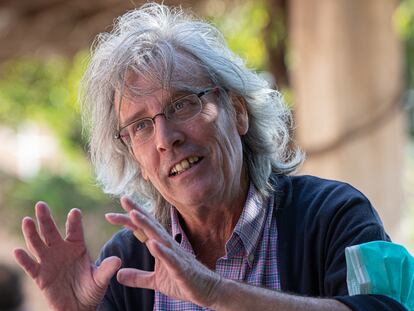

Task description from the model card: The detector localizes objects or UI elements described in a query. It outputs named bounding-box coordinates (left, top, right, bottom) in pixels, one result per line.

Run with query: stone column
left=289, top=0, right=406, bottom=236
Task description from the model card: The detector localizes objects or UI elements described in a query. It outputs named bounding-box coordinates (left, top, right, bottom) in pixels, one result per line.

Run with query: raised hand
left=105, top=197, right=223, bottom=308
left=14, top=202, right=121, bottom=311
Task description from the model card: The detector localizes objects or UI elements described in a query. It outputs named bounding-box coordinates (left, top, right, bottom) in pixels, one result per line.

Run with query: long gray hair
left=80, top=2, right=303, bottom=227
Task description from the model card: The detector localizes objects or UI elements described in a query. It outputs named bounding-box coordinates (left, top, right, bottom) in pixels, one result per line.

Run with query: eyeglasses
left=115, top=87, right=219, bottom=147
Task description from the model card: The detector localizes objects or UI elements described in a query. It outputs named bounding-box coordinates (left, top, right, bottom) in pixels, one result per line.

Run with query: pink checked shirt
left=154, top=184, right=281, bottom=310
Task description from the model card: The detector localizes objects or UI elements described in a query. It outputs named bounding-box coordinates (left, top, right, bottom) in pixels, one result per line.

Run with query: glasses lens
left=166, top=94, right=202, bottom=122
left=117, top=92, right=207, bottom=147
left=120, top=119, right=154, bottom=146
left=132, top=119, right=154, bottom=144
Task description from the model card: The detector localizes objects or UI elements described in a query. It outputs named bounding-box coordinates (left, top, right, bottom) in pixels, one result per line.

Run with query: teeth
left=176, top=163, right=183, bottom=171
left=170, top=156, right=200, bottom=175
left=182, top=160, right=190, bottom=169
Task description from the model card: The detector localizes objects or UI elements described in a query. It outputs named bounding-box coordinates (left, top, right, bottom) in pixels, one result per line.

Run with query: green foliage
left=394, top=0, right=414, bottom=137
left=395, top=0, right=414, bottom=87
left=3, top=170, right=109, bottom=230
left=208, top=0, right=269, bottom=70
left=206, top=0, right=291, bottom=103
left=0, top=52, right=116, bottom=241
left=0, top=53, right=89, bottom=175
left=0, top=58, right=71, bottom=126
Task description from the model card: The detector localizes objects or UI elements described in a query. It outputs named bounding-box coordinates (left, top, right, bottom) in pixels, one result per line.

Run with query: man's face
left=115, top=72, right=248, bottom=213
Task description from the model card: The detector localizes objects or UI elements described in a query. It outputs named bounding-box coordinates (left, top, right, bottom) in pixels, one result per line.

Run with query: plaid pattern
left=154, top=184, right=280, bottom=310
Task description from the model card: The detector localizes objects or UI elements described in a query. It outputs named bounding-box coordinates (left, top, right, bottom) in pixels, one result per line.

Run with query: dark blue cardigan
left=97, top=174, right=406, bottom=311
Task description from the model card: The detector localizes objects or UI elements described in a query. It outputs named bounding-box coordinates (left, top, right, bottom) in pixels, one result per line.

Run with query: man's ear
left=230, top=93, right=249, bottom=135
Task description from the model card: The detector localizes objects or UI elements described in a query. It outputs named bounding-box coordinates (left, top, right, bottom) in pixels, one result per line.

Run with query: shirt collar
left=170, top=206, right=194, bottom=253
left=169, top=183, right=268, bottom=258
left=170, top=206, right=183, bottom=243
left=232, top=182, right=268, bottom=257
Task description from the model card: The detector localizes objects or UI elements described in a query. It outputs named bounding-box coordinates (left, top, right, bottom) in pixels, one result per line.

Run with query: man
left=13, top=3, right=406, bottom=311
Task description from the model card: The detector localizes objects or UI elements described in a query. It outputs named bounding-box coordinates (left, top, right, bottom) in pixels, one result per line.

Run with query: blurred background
left=0, top=0, right=413, bottom=309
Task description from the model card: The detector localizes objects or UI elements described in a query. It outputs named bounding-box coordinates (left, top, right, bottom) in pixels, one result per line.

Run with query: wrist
left=208, top=277, right=233, bottom=311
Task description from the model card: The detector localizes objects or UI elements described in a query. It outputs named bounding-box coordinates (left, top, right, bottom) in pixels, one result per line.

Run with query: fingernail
left=36, top=201, right=49, bottom=209
left=22, top=216, right=31, bottom=223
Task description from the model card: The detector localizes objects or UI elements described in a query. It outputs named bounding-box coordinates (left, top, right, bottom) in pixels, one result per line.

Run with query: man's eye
left=134, top=121, right=148, bottom=132
left=174, top=101, right=186, bottom=111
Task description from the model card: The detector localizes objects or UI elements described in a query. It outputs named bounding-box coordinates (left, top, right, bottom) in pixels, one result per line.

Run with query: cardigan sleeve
left=319, top=185, right=407, bottom=310
left=275, top=175, right=407, bottom=311
left=336, top=294, right=407, bottom=311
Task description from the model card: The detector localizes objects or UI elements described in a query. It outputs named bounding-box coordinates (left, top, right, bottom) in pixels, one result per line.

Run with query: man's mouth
left=169, top=156, right=203, bottom=176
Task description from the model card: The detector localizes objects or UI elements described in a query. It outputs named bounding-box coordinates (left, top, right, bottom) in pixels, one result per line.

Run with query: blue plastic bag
left=345, top=241, right=414, bottom=311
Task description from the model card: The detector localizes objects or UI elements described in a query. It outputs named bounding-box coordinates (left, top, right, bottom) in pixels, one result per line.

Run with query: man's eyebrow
left=119, top=99, right=147, bottom=127
left=121, top=110, right=145, bottom=127
left=171, top=90, right=191, bottom=101
left=119, top=90, right=193, bottom=126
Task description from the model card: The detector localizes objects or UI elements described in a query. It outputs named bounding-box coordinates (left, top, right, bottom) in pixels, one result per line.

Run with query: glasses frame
left=114, top=87, right=220, bottom=147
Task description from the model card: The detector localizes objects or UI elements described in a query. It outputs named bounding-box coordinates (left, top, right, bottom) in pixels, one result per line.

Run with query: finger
left=116, top=268, right=155, bottom=290
left=105, top=213, right=148, bottom=243
left=65, top=208, right=85, bottom=243
left=105, top=213, right=135, bottom=230
left=121, top=198, right=157, bottom=236
left=35, top=202, right=62, bottom=246
left=146, top=239, right=183, bottom=272
left=94, top=256, right=122, bottom=289
left=120, top=197, right=135, bottom=213
left=13, top=248, right=40, bottom=279
left=129, top=210, right=170, bottom=245
left=22, top=217, right=46, bottom=259
left=120, top=197, right=152, bottom=218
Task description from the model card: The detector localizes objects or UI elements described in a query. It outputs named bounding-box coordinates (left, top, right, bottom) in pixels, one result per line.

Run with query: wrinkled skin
left=14, top=202, right=121, bottom=311
left=14, top=199, right=224, bottom=311
left=106, top=197, right=223, bottom=308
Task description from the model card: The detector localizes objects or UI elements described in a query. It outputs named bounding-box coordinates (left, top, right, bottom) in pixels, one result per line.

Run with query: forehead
left=114, top=52, right=211, bottom=114
left=113, top=74, right=164, bottom=125
left=113, top=73, right=177, bottom=116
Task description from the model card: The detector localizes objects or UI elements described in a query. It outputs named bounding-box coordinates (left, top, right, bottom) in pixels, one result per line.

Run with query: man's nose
left=153, top=115, right=185, bottom=152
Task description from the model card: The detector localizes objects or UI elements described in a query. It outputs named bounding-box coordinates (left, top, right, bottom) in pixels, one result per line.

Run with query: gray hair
left=80, top=2, right=303, bottom=227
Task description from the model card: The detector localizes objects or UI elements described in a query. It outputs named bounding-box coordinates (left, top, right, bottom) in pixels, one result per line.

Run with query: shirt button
left=248, top=254, right=254, bottom=263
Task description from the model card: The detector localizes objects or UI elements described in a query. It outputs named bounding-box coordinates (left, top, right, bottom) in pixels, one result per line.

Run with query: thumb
left=94, top=256, right=122, bottom=288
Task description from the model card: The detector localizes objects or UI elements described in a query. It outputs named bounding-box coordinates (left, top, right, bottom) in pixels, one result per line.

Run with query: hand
left=14, top=202, right=121, bottom=311
left=105, top=197, right=222, bottom=307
